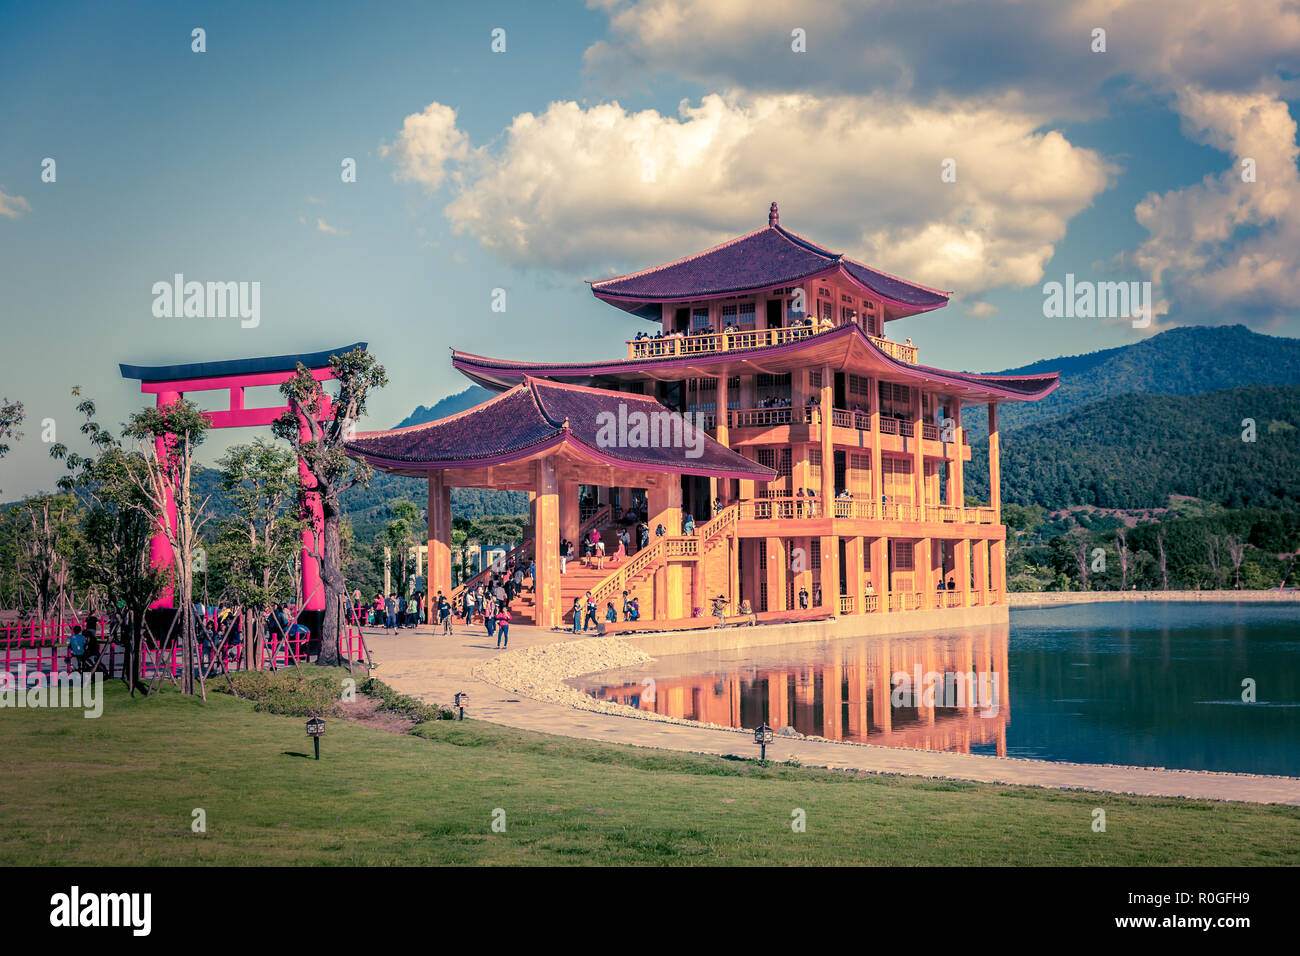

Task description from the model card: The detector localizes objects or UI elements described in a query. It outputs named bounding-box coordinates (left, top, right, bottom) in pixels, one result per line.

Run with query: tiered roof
left=590, top=203, right=950, bottom=320
left=451, top=323, right=1059, bottom=404
left=345, top=377, right=776, bottom=480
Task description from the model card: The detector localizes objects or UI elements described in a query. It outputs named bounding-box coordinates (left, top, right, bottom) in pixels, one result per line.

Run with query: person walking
left=584, top=591, right=597, bottom=631
left=385, top=593, right=397, bottom=634
left=495, top=603, right=512, bottom=648
left=484, top=595, right=498, bottom=642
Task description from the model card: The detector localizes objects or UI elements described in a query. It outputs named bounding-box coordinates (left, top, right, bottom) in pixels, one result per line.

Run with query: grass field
left=2, top=679, right=1297, bottom=866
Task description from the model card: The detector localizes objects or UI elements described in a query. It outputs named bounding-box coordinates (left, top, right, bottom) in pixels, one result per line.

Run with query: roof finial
left=768, top=201, right=779, bottom=227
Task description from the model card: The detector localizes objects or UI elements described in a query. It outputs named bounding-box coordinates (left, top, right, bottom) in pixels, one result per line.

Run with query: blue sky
left=2, top=0, right=1298, bottom=497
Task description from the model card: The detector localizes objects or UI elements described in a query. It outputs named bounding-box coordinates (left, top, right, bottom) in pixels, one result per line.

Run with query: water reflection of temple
left=592, top=625, right=1010, bottom=755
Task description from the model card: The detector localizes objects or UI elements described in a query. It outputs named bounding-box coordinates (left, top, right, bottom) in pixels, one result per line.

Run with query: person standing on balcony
left=683, top=513, right=695, bottom=536
left=559, top=538, right=569, bottom=574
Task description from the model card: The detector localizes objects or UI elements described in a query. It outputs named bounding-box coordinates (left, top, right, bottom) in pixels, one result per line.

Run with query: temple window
left=691, top=307, right=710, bottom=330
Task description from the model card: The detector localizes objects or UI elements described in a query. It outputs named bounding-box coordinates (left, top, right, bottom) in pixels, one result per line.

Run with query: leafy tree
left=272, top=347, right=387, bottom=666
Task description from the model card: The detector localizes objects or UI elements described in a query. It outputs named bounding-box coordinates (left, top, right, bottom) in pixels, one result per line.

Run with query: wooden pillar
left=712, top=372, right=731, bottom=507
left=560, top=480, right=580, bottom=544
left=792, top=535, right=813, bottom=608
left=426, top=472, right=452, bottom=611
left=534, top=457, right=561, bottom=629
left=988, top=402, right=1001, bottom=522
left=973, top=538, right=990, bottom=600
left=647, top=475, right=682, bottom=536
left=845, top=535, right=865, bottom=615
left=728, top=536, right=740, bottom=609
left=869, top=376, right=883, bottom=517
left=820, top=364, right=835, bottom=503
left=911, top=384, right=925, bottom=512
left=990, top=538, right=1006, bottom=601
left=766, top=537, right=787, bottom=612
left=954, top=537, right=971, bottom=607
left=948, top=401, right=964, bottom=507
left=822, top=534, right=840, bottom=615
left=869, top=536, right=888, bottom=611
left=915, top=537, right=932, bottom=604
left=742, top=537, right=761, bottom=610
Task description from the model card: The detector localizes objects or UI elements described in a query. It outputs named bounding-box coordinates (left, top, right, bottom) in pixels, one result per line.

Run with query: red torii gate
left=119, top=343, right=366, bottom=616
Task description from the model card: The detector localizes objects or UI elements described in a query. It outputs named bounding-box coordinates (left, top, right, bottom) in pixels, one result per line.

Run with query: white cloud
left=0, top=187, right=31, bottom=219
left=1132, top=90, right=1300, bottom=328
left=315, top=217, right=348, bottom=236
left=390, top=93, right=1110, bottom=293
left=380, top=102, right=473, bottom=192
left=585, top=0, right=1300, bottom=113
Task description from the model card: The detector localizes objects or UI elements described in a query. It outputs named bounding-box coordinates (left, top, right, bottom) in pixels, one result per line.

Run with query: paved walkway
left=362, top=622, right=1300, bottom=806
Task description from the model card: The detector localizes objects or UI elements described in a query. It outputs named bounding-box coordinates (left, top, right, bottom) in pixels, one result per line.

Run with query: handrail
left=586, top=504, right=739, bottom=612
left=625, top=325, right=920, bottom=363
left=450, top=539, right=530, bottom=606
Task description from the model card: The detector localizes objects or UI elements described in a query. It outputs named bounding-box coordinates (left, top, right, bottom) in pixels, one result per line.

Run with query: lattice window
left=808, top=448, right=822, bottom=489
left=809, top=369, right=822, bottom=390
left=894, top=541, right=914, bottom=571
left=691, top=307, right=710, bottom=329
left=841, top=306, right=857, bottom=323
left=850, top=454, right=872, bottom=495
left=738, top=302, right=756, bottom=327
left=720, top=304, right=737, bottom=319
left=882, top=456, right=913, bottom=505
left=879, top=381, right=911, bottom=417
left=811, top=537, right=821, bottom=570
left=848, top=374, right=871, bottom=397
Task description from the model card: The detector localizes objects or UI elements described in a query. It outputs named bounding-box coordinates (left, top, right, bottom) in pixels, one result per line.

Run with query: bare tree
left=1206, top=534, right=1221, bottom=588
left=1114, top=526, right=1129, bottom=591
left=122, top=401, right=211, bottom=695
left=1224, top=534, right=1246, bottom=590
left=1072, top=533, right=1090, bottom=591
left=1156, top=530, right=1168, bottom=591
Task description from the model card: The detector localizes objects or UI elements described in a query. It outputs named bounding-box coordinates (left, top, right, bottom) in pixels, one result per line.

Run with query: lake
left=570, top=602, right=1300, bottom=776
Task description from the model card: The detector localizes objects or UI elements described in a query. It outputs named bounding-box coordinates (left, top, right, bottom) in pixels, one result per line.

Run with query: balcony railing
left=868, top=335, right=918, bottom=364
left=735, top=497, right=996, bottom=525
left=627, top=325, right=919, bottom=363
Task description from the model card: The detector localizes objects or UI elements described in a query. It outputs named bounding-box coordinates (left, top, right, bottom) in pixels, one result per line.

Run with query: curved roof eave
left=451, top=325, right=1059, bottom=403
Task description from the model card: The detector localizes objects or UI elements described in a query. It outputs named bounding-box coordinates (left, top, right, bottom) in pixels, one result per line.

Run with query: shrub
left=217, top=670, right=346, bottom=717
left=358, top=677, right=456, bottom=723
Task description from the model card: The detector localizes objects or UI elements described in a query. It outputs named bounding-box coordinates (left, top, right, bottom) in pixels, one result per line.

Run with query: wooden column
left=822, top=534, right=840, bottom=615
left=915, top=537, right=932, bottom=604
left=948, top=401, right=964, bottom=507
left=845, top=535, right=865, bottom=615
left=869, top=376, right=883, bottom=510
left=713, top=371, right=731, bottom=507
left=973, top=538, right=990, bottom=600
left=560, top=480, right=580, bottom=545
left=820, top=364, right=835, bottom=503
left=534, top=457, right=561, bottom=629
left=426, top=471, right=452, bottom=606
left=911, top=384, right=925, bottom=511
left=742, top=537, right=760, bottom=610
left=954, top=537, right=971, bottom=607
left=990, top=538, right=1007, bottom=601
left=766, top=537, right=787, bottom=612
left=647, top=474, right=682, bottom=535
left=988, top=402, right=1001, bottom=522
left=869, top=536, right=888, bottom=611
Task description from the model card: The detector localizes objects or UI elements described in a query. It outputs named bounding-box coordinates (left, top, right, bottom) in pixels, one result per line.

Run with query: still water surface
left=571, top=602, right=1300, bottom=776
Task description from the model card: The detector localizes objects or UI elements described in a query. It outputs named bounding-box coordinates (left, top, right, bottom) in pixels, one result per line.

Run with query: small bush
left=358, top=677, right=456, bottom=723
left=217, top=670, right=345, bottom=717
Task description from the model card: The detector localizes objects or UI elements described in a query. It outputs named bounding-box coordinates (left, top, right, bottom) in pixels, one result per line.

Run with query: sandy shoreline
left=1009, top=589, right=1300, bottom=608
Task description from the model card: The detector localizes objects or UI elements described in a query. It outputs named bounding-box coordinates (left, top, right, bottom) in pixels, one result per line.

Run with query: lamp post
left=454, top=691, right=468, bottom=720
left=754, top=723, right=774, bottom=761
left=306, top=716, right=325, bottom=760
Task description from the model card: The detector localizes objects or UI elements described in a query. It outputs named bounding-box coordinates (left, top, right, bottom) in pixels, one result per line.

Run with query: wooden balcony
left=626, top=325, right=919, bottom=364
left=735, top=496, right=997, bottom=525
left=720, top=406, right=969, bottom=444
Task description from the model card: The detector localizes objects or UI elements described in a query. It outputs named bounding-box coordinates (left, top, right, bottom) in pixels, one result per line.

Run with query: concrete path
left=361, top=622, right=1300, bottom=806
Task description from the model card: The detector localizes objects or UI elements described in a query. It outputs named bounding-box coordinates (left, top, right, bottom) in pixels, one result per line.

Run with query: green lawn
left=2, top=680, right=1296, bottom=865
